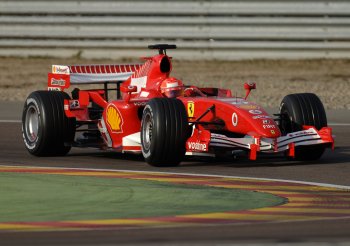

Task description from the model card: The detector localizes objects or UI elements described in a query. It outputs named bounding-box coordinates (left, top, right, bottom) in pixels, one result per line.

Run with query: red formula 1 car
left=22, top=44, right=334, bottom=166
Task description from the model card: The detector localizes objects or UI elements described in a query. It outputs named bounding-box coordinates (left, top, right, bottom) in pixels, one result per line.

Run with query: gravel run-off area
left=1, top=57, right=349, bottom=110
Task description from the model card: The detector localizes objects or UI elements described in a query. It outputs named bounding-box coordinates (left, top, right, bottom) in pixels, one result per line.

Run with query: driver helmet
left=160, top=77, right=184, bottom=98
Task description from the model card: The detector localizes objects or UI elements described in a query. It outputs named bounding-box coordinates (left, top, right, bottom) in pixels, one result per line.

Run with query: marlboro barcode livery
left=22, top=44, right=334, bottom=166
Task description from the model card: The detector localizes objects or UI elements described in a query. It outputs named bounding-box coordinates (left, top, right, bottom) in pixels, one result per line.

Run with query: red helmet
left=160, top=77, right=184, bottom=98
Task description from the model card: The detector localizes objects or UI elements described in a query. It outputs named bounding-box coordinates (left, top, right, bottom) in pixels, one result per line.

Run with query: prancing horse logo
left=187, top=101, right=194, bottom=117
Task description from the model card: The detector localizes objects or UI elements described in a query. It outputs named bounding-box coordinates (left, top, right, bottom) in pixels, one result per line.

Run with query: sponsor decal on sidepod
left=106, top=105, right=123, bottom=133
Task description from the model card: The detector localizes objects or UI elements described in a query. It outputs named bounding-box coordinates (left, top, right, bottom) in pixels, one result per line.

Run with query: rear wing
left=48, top=64, right=142, bottom=90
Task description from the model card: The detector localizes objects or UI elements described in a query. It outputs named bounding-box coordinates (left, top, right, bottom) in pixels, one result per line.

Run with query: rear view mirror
left=244, top=82, right=256, bottom=100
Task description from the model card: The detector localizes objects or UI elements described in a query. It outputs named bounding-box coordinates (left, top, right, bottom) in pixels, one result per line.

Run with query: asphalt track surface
left=0, top=102, right=350, bottom=245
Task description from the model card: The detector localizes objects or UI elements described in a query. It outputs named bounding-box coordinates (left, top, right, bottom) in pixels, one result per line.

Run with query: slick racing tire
left=279, top=93, right=327, bottom=161
left=22, top=90, right=76, bottom=156
left=141, top=98, right=188, bottom=167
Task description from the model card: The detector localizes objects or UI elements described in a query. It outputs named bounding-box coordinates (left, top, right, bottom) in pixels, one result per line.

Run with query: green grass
left=0, top=173, right=285, bottom=222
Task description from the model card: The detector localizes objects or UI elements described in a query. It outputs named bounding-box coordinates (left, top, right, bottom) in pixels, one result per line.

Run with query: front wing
left=186, top=126, right=334, bottom=160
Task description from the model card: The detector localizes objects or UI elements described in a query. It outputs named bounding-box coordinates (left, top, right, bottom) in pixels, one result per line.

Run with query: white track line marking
left=2, top=164, right=349, bottom=190
left=328, top=122, right=350, bottom=126
left=0, top=120, right=21, bottom=123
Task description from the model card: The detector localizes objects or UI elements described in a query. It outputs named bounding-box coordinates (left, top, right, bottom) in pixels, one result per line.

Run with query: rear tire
left=22, top=90, right=76, bottom=156
left=279, top=93, right=327, bottom=161
left=141, top=98, right=188, bottom=166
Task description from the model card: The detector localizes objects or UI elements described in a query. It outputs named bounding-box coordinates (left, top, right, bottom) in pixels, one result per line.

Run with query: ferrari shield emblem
left=187, top=101, right=195, bottom=117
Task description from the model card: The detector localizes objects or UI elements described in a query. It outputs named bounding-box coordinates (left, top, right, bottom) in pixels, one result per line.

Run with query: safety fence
left=1, top=0, right=350, bottom=60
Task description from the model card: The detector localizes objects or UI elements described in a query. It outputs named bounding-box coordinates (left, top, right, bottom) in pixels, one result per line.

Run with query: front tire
left=279, top=93, right=327, bottom=160
left=141, top=98, right=188, bottom=167
left=22, top=90, right=76, bottom=156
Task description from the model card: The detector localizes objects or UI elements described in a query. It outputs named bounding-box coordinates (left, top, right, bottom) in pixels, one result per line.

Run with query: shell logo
left=106, top=105, right=123, bottom=133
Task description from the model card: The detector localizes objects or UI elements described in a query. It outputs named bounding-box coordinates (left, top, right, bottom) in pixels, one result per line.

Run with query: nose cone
left=235, top=105, right=281, bottom=138
left=257, top=117, right=281, bottom=138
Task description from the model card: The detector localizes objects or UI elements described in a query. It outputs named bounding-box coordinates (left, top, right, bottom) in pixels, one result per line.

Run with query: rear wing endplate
left=48, top=64, right=142, bottom=91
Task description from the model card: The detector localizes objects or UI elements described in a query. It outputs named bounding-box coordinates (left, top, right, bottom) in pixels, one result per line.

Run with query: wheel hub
left=25, top=105, right=39, bottom=142
left=143, top=114, right=153, bottom=150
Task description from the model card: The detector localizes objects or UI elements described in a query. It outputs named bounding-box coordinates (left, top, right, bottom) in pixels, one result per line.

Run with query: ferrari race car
left=22, top=44, right=334, bottom=166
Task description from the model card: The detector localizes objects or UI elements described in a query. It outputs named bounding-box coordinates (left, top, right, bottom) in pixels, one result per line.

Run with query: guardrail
left=1, top=0, right=350, bottom=60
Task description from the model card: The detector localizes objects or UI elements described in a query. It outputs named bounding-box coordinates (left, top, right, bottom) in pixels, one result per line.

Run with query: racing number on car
left=106, top=105, right=123, bottom=133
left=187, top=101, right=195, bottom=118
